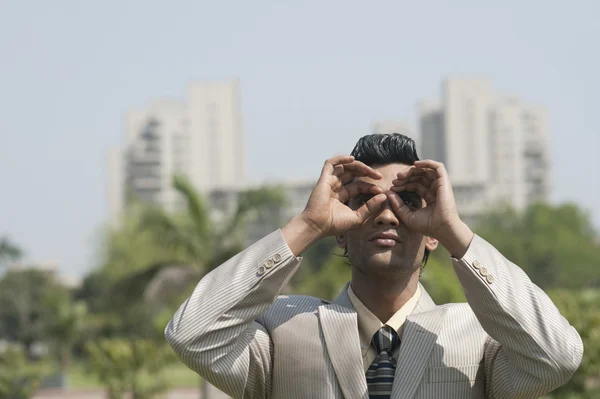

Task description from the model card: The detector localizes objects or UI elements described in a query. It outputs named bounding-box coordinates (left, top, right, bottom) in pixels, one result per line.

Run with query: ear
left=336, top=234, right=347, bottom=250
left=425, top=236, right=438, bottom=252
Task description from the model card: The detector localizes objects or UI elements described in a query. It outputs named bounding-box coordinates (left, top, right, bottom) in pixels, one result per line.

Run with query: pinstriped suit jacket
left=165, top=230, right=583, bottom=398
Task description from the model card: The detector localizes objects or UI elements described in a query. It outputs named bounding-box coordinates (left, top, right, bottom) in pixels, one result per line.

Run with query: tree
left=0, top=237, right=23, bottom=264
left=86, top=338, right=175, bottom=399
left=291, top=250, right=351, bottom=300
left=420, top=253, right=466, bottom=304
left=101, top=175, right=287, bottom=398
left=475, top=203, right=600, bottom=289
left=43, top=291, right=88, bottom=384
left=0, top=347, right=40, bottom=399
left=0, top=269, right=66, bottom=356
left=547, top=289, right=600, bottom=398
left=109, top=175, right=287, bottom=307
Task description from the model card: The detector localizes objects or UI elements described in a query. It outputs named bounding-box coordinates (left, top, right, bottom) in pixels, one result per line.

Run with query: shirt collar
left=347, top=284, right=421, bottom=355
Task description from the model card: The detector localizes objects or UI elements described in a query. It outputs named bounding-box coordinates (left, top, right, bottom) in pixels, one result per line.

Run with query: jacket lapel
left=317, top=285, right=369, bottom=399
left=319, top=283, right=446, bottom=399
left=391, top=288, right=446, bottom=399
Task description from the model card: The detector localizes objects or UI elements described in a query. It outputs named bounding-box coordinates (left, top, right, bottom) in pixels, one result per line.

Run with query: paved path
left=33, top=385, right=231, bottom=399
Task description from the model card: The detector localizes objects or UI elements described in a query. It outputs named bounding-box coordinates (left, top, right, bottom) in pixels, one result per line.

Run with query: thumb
left=386, top=191, right=414, bottom=225
left=355, top=193, right=387, bottom=223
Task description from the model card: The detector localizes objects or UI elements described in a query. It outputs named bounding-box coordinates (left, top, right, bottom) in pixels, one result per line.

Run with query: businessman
left=165, top=133, right=583, bottom=398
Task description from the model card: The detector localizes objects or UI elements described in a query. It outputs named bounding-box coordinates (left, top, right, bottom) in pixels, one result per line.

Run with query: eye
left=399, top=192, right=421, bottom=208
left=352, top=194, right=373, bottom=207
left=357, top=194, right=373, bottom=205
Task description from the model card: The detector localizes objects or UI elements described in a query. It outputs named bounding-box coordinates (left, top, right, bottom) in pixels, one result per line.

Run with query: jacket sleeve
left=452, top=234, right=584, bottom=399
left=164, top=230, right=302, bottom=398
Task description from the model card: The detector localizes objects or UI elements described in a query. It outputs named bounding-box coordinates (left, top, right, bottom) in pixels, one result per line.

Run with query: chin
left=365, top=253, right=414, bottom=273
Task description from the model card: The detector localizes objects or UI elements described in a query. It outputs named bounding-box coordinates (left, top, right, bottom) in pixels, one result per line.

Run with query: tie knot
left=372, top=325, right=400, bottom=353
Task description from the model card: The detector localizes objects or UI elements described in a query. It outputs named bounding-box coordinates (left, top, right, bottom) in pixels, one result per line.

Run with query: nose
left=373, top=200, right=399, bottom=227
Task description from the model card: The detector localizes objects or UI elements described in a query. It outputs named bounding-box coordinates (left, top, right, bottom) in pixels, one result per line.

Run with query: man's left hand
left=387, top=160, right=474, bottom=258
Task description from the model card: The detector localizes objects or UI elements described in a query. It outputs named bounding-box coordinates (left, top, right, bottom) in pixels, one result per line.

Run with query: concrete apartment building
left=419, top=78, right=550, bottom=224
left=106, top=79, right=311, bottom=246
left=107, top=77, right=549, bottom=238
left=107, top=80, right=245, bottom=225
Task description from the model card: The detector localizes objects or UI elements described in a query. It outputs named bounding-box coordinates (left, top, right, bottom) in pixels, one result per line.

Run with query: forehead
left=356, top=163, right=412, bottom=188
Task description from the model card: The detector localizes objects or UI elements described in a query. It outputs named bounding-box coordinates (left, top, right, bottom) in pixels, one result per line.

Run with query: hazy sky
left=1, top=1, right=599, bottom=278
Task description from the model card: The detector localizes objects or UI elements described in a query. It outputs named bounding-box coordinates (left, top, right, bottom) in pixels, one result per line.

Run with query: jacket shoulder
left=259, top=294, right=324, bottom=327
left=271, top=294, right=325, bottom=313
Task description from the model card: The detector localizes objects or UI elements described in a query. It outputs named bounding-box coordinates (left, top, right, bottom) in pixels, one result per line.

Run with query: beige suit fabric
left=165, top=230, right=583, bottom=399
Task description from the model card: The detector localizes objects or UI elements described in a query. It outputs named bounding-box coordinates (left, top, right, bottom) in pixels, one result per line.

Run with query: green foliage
left=476, top=203, right=600, bottom=289
left=43, top=291, right=88, bottom=374
left=547, top=289, right=600, bottom=397
left=0, top=237, right=23, bottom=263
left=85, top=338, right=175, bottom=399
left=420, top=254, right=466, bottom=304
left=101, top=205, right=197, bottom=281
left=0, top=269, right=67, bottom=351
left=292, top=250, right=351, bottom=300
left=0, top=348, right=40, bottom=399
left=103, top=176, right=288, bottom=309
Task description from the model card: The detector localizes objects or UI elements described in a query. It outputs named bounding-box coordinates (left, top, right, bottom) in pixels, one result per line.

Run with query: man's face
left=339, top=163, right=438, bottom=276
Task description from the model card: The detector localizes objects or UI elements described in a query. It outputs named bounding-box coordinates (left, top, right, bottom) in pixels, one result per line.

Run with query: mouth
left=369, top=232, right=401, bottom=247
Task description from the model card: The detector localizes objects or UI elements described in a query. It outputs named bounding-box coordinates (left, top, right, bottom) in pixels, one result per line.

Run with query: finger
left=329, top=171, right=354, bottom=192
left=354, top=193, right=387, bottom=224
left=320, top=155, right=355, bottom=179
left=391, top=181, right=438, bottom=205
left=332, top=164, right=378, bottom=179
left=332, top=164, right=345, bottom=177
left=392, top=174, right=434, bottom=186
left=391, top=182, right=429, bottom=202
left=396, top=167, right=436, bottom=182
left=338, top=181, right=383, bottom=203
left=414, top=160, right=454, bottom=199
left=337, top=171, right=354, bottom=186
left=340, top=160, right=382, bottom=179
left=414, top=160, right=450, bottom=180
left=386, top=191, right=415, bottom=226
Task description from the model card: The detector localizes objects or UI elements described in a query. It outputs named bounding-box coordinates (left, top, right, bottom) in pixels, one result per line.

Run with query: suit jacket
left=165, top=230, right=583, bottom=398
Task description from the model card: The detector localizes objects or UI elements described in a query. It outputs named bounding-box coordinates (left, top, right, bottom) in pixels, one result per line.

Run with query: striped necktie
left=366, top=325, right=400, bottom=398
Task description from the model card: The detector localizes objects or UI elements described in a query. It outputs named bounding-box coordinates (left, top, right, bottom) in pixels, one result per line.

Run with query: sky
left=1, top=1, right=599, bottom=278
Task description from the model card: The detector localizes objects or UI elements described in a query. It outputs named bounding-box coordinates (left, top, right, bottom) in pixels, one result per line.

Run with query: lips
left=369, top=231, right=401, bottom=247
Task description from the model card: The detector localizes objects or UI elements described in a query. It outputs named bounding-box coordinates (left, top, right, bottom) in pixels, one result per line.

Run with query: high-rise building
left=419, top=78, right=550, bottom=224
left=188, top=80, right=245, bottom=192
left=107, top=80, right=245, bottom=224
left=417, top=100, right=444, bottom=163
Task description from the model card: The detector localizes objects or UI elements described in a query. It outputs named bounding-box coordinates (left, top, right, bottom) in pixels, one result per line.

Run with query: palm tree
left=109, top=175, right=287, bottom=398
left=114, top=174, right=287, bottom=303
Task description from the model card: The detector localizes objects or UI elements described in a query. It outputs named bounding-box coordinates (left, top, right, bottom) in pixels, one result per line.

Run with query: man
left=165, top=134, right=583, bottom=398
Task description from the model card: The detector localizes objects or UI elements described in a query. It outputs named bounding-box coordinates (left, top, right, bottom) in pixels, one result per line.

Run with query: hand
left=388, top=160, right=469, bottom=247
left=300, top=155, right=387, bottom=238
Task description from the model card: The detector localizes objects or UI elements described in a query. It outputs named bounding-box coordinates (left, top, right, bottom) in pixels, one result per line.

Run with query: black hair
left=350, top=133, right=420, bottom=167
left=347, top=133, right=430, bottom=270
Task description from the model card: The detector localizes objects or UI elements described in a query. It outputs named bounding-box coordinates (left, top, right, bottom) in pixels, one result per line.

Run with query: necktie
left=366, top=325, right=400, bottom=398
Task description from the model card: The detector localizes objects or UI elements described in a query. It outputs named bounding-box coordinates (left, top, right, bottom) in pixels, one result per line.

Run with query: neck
left=350, top=268, right=420, bottom=323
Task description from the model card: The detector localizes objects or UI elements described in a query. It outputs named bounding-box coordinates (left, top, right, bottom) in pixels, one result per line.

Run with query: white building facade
left=107, top=80, right=245, bottom=224
left=419, top=78, right=550, bottom=224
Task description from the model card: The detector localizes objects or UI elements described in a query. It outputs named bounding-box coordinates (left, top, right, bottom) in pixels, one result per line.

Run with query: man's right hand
left=282, top=155, right=387, bottom=256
